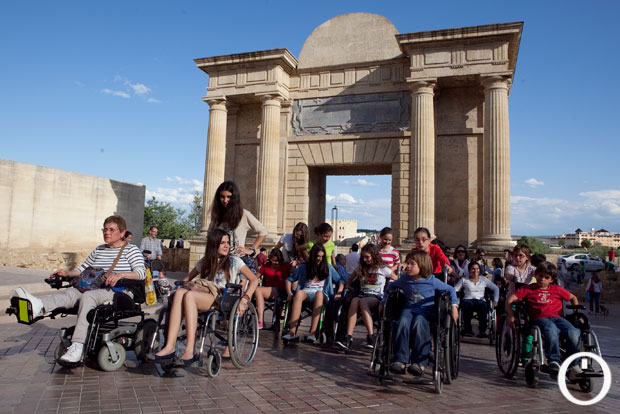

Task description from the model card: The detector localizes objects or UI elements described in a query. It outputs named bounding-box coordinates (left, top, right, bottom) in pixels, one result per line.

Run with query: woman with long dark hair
left=275, top=222, right=309, bottom=265
left=282, top=244, right=344, bottom=343
left=153, top=229, right=258, bottom=364
left=209, top=181, right=268, bottom=271
left=336, top=244, right=391, bottom=350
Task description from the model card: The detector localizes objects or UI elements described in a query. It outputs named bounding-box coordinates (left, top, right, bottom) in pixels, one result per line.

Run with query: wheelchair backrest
left=384, top=288, right=406, bottom=320
left=220, top=283, right=243, bottom=314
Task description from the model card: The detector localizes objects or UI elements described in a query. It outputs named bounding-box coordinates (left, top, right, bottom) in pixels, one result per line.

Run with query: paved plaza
left=0, top=267, right=618, bottom=414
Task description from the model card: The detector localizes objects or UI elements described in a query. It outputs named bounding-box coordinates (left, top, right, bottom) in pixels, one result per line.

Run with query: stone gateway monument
left=193, top=13, right=522, bottom=256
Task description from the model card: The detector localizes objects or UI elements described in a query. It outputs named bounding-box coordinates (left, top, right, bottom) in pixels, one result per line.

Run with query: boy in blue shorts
left=384, top=250, right=458, bottom=375
left=506, top=261, right=581, bottom=379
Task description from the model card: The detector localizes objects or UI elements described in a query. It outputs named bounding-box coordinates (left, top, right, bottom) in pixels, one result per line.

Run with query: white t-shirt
left=455, top=277, right=500, bottom=302
left=304, top=278, right=325, bottom=291
left=193, top=256, right=245, bottom=288
left=360, top=266, right=391, bottom=297
left=279, top=233, right=296, bottom=262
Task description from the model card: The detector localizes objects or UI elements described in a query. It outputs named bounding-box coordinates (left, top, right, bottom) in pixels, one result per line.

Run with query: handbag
left=584, top=292, right=591, bottom=301
left=588, top=282, right=595, bottom=293
left=72, top=245, right=126, bottom=293
left=185, top=277, right=221, bottom=302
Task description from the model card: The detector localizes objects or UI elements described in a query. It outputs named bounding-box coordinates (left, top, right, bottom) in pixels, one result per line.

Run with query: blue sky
left=1, top=0, right=619, bottom=236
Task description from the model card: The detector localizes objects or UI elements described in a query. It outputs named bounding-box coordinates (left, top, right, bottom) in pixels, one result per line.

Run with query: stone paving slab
left=1, top=303, right=619, bottom=414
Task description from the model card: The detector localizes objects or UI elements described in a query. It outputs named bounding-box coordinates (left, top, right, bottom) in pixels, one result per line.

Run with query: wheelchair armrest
left=566, top=304, right=586, bottom=311
left=225, top=283, right=243, bottom=291
left=45, top=276, right=78, bottom=289
left=174, top=280, right=185, bottom=286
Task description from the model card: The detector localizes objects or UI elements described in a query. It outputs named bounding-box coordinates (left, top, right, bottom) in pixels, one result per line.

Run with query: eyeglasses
left=414, top=238, right=430, bottom=242
left=540, top=274, right=553, bottom=280
left=101, top=228, right=118, bottom=233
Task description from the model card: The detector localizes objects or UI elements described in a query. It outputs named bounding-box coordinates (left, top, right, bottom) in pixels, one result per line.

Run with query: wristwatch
left=249, top=246, right=256, bottom=257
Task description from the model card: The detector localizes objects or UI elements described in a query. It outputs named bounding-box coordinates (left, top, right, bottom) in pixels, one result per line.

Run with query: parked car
left=556, top=254, right=618, bottom=272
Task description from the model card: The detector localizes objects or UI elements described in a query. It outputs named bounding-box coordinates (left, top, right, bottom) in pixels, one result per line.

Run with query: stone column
left=256, top=95, right=282, bottom=236
left=199, top=98, right=228, bottom=235
left=480, top=76, right=512, bottom=248
left=408, top=81, right=436, bottom=239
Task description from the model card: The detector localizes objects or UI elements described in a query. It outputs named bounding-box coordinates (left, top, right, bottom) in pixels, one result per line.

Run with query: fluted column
left=480, top=76, right=512, bottom=247
left=256, top=95, right=282, bottom=235
left=199, top=98, right=228, bottom=235
left=408, top=81, right=436, bottom=239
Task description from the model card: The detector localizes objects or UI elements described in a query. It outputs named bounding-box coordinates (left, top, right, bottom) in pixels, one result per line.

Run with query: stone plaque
left=292, top=92, right=410, bottom=135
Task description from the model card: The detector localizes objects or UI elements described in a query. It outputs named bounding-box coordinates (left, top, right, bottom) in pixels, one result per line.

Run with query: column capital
left=256, top=93, right=284, bottom=105
left=406, top=79, right=437, bottom=94
left=481, top=75, right=512, bottom=90
left=204, top=96, right=227, bottom=109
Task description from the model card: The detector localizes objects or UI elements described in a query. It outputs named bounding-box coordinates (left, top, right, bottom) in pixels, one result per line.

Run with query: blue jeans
left=534, top=317, right=580, bottom=364
left=589, top=292, right=600, bottom=314
left=461, top=299, right=488, bottom=333
left=393, top=308, right=432, bottom=364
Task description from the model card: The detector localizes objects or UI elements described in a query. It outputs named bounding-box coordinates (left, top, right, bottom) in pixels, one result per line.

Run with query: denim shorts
left=303, top=288, right=322, bottom=303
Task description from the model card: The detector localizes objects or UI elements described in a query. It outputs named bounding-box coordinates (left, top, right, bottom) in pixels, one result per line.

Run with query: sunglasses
left=456, top=250, right=466, bottom=254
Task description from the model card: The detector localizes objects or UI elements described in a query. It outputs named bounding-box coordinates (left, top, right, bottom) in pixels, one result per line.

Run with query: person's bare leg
left=181, top=290, right=215, bottom=360
left=255, top=287, right=267, bottom=324
left=309, top=292, right=324, bottom=336
left=360, top=297, right=379, bottom=335
left=156, top=289, right=188, bottom=356
left=288, top=291, right=308, bottom=335
left=346, top=297, right=361, bottom=336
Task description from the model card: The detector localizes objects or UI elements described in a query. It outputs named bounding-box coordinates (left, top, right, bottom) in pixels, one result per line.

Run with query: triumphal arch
left=194, top=13, right=522, bottom=249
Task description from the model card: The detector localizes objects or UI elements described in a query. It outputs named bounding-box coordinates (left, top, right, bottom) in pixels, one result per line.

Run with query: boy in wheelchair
left=385, top=250, right=458, bottom=376
left=505, top=261, right=581, bottom=380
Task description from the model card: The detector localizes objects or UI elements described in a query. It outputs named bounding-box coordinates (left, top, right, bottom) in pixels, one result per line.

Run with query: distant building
left=325, top=219, right=358, bottom=241
left=555, top=228, right=620, bottom=248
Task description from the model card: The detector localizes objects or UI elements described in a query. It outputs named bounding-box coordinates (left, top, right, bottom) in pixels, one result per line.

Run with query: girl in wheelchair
left=385, top=251, right=458, bottom=376
left=336, top=244, right=391, bottom=350
left=255, top=249, right=292, bottom=329
left=282, top=244, right=344, bottom=343
left=153, top=229, right=258, bottom=364
left=454, top=262, right=499, bottom=338
left=505, top=261, right=581, bottom=379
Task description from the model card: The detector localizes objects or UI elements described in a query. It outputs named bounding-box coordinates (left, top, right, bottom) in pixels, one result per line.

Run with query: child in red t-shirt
left=506, top=261, right=582, bottom=379
left=255, top=249, right=292, bottom=329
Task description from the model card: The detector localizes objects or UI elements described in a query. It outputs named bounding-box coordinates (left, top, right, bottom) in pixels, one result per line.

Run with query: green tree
left=516, top=236, right=550, bottom=254
left=581, top=239, right=592, bottom=249
left=143, top=197, right=196, bottom=240
left=187, top=191, right=203, bottom=235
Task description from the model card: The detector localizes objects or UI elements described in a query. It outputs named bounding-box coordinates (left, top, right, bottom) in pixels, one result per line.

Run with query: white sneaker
left=60, top=342, right=84, bottom=363
left=568, top=365, right=583, bottom=381
left=306, top=335, right=317, bottom=344
left=10, top=287, right=45, bottom=318
left=282, top=333, right=298, bottom=341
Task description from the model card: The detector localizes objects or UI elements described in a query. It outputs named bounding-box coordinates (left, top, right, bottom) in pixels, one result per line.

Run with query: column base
left=476, top=236, right=516, bottom=251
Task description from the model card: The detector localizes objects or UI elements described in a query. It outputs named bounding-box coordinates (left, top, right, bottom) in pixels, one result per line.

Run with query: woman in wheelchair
left=505, top=261, right=582, bottom=379
left=282, top=244, right=344, bottom=343
left=153, top=229, right=258, bottom=364
left=10, top=215, right=145, bottom=364
left=255, top=249, right=292, bottom=329
left=337, top=244, right=391, bottom=350
left=455, top=262, right=499, bottom=338
left=385, top=251, right=458, bottom=376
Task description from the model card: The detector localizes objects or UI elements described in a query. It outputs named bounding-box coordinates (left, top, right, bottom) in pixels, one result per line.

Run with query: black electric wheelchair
left=6, top=276, right=153, bottom=372
left=496, top=302, right=603, bottom=389
left=149, top=282, right=259, bottom=377
left=458, top=288, right=496, bottom=346
left=368, top=288, right=460, bottom=394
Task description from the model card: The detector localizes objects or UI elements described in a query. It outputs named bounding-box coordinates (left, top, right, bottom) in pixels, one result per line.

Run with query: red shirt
left=259, top=262, right=292, bottom=290
left=514, top=284, right=571, bottom=321
left=412, top=244, right=450, bottom=274
left=608, top=249, right=615, bottom=260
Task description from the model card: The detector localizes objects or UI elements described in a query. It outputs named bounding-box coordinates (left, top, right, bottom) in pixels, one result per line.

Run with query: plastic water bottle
left=145, top=268, right=156, bottom=306
left=158, top=273, right=171, bottom=297
left=522, top=332, right=534, bottom=361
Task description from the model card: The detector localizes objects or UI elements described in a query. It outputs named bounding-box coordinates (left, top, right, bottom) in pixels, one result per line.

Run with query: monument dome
left=298, top=13, right=402, bottom=69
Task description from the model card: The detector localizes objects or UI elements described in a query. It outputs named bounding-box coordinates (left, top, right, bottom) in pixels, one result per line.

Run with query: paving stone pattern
left=1, top=307, right=619, bottom=413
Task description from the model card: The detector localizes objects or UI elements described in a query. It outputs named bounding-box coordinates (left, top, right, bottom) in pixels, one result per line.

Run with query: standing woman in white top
left=209, top=181, right=268, bottom=272
left=585, top=273, right=603, bottom=315
left=504, top=244, right=536, bottom=295
left=455, top=262, right=499, bottom=338
left=275, top=222, right=309, bottom=266
left=154, top=229, right=258, bottom=364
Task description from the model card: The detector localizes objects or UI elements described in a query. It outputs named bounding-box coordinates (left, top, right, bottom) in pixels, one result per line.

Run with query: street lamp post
left=331, top=205, right=338, bottom=241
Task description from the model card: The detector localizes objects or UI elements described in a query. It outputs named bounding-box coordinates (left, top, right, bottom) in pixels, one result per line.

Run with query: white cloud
left=74, top=80, right=84, bottom=87
left=146, top=187, right=195, bottom=204
left=525, top=178, right=544, bottom=188
left=164, top=176, right=202, bottom=190
left=580, top=190, right=620, bottom=216
left=343, top=178, right=378, bottom=187
left=147, top=98, right=161, bottom=103
left=101, top=89, right=130, bottom=98
left=326, top=193, right=361, bottom=205
left=126, top=81, right=150, bottom=95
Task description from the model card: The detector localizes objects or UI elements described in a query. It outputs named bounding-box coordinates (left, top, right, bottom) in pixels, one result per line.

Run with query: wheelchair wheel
left=134, top=319, right=158, bottom=362
left=228, top=299, right=259, bottom=369
left=579, top=379, right=593, bottom=393
left=449, top=318, right=460, bottom=380
left=488, top=310, right=496, bottom=346
left=203, top=352, right=222, bottom=378
left=496, top=315, right=520, bottom=378
left=433, top=327, right=444, bottom=394
left=97, top=342, right=126, bottom=372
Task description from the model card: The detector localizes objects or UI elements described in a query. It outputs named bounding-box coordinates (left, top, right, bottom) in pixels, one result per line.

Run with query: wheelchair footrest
left=578, top=371, right=604, bottom=379
left=8, top=297, right=42, bottom=325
